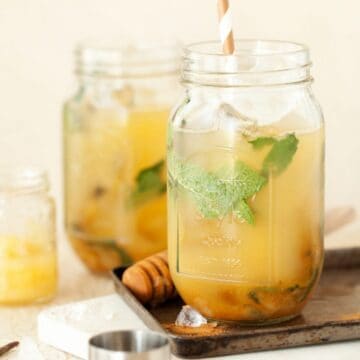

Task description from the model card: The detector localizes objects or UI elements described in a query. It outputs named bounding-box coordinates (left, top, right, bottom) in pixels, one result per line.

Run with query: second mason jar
left=168, top=40, right=324, bottom=324
left=0, top=168, right=57, bottom=304
left=64, top=41, right=179, bottom=272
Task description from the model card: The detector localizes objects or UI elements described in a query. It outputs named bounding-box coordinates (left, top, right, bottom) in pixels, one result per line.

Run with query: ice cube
left=216, top=103, right=258, bottom=136
left=113, top=84, right=134, bottom=107
left=175, top=305, right=207, bottom=327
left=173, top=98, right=219, bottom=132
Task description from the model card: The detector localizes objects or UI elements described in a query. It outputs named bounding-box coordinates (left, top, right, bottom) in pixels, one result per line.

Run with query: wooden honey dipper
left=122, top=251, right=176, bottom=306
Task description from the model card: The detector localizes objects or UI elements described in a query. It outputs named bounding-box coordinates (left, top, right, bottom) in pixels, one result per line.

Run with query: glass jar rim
left=0, top=167, right=49, bottom=194
left=75, top=39, right=181, bottom=79
left=185, top=39, right=309, bottom=58
left=182, top=39, right=312, bottom=87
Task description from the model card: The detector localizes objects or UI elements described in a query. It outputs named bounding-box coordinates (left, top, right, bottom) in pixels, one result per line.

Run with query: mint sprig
left=129, top=160, right=166, bottom=206
left=250, top=134, right=299, bottom=176
left=249, top=137, right=276, bottom=149
left=169, top=133, right=298, bottom=224
left=262, top=134, right=299, bottom=176
left=169, top=155, right=266, bottom=224
left=234, top=200, right=254, bottom=225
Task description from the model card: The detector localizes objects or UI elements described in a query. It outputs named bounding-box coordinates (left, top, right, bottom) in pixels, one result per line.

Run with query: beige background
left=0, top=0, right=359, bottom=222
left=0, top=1, right=359, bottom=356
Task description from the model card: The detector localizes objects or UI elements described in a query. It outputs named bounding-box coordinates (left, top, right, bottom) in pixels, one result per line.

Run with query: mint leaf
left=170, top=157, right=226, bottom=218
left=169, top=154, right=266, bottom=223
left=232, top=162, right=266, bottom=199
left=262, top=134, right=298, bottom=176
left=129, top=160, right=166, bottom=206
left=250, top=134, right=299, bottom=177
left=249, top=137, right=276, bottom=149
left=234, top=199, right=255, bottom=224
left=135, top=160, right=165, bottom=192
left=296, top=267, right=319, bottom=302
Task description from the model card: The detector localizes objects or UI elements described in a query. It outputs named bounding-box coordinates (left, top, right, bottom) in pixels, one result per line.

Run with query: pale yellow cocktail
left=168, top=126, right=324, bottom=322
left=64, top=106, right=168, bottom=272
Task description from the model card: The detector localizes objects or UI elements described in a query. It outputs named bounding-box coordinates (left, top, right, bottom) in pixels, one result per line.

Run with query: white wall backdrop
left=0, top=0, right=359, bottom=229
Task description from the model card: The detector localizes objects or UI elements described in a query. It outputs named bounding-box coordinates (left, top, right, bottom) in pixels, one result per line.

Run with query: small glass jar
left=0, top=168, right=57, bottom=305
left=168, top=40, right=324, bottom=324
left=64, top=41, right=180, bottom=272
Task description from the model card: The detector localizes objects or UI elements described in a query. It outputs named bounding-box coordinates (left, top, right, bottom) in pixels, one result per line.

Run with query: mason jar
left=168, top=40, right=324, bottom=324
left=0, top=168, right=57, bottom=304
left=64, top=41, right=180, bottom=272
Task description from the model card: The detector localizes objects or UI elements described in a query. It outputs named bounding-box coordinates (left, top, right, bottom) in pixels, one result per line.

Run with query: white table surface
left=1, top=223, right=360, bottom=360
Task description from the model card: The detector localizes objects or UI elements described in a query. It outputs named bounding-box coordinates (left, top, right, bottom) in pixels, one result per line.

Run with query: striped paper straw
left=217, top=0, right=235, bottom=54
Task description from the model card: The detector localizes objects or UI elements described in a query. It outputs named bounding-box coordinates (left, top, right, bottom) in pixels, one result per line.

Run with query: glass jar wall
left=168, top=40, right=324, bottom=324
left=64, top=42, right=179, bottom=272
left=0, top=168, right=57, bottom=305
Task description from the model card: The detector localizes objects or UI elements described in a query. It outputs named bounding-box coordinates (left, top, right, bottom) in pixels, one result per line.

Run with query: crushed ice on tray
left=175, top=305, right=208, bottom=327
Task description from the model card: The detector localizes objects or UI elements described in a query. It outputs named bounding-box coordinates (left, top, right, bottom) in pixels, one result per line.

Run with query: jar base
left=209, top=313, right=301, bottom=327
left=68, top=234, right=129, bottom=273
left=0, top=293, right=57, bottom=307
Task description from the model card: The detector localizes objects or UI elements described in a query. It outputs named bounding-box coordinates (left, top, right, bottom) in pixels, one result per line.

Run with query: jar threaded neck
left=75, top=41, right=181, bottom=79
left=182, top=40, right=311, bottom=87
left=0, top=167, right=49, bottom=194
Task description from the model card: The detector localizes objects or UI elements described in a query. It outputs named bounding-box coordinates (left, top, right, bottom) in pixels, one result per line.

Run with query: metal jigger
left=89, top=330, right=170, bottom=359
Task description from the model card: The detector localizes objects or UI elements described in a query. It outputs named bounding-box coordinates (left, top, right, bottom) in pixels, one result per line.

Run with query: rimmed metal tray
left=112, top=247, right=360, bottom=358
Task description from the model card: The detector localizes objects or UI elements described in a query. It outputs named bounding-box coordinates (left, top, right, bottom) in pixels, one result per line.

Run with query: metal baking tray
left=112, top=247, right=360, bottom=358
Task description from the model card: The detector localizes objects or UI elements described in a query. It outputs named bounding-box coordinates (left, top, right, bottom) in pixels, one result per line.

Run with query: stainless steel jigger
left=89, top=330, right=170, bottom=359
